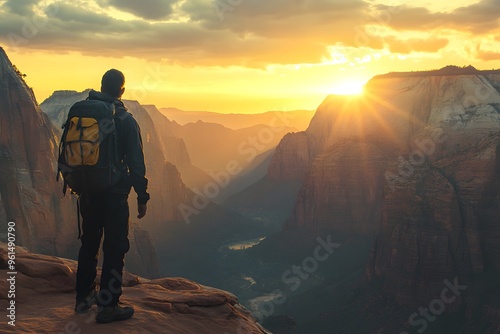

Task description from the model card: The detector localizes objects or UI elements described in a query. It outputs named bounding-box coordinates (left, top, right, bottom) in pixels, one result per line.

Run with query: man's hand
left=137, top=204, right=147, bottom=219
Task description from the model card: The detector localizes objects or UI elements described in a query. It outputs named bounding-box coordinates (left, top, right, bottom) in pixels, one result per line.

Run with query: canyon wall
left=270, top=68, right=500, bottom=306
left=0, top=47, right=76, bottom=255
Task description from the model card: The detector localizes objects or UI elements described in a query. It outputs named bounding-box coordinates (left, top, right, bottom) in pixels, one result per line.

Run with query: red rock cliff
left=0, top=47, right=76, bottom=256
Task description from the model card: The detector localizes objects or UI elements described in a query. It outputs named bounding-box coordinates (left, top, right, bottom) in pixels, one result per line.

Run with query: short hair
left=101, top=69, right=125, bottom=98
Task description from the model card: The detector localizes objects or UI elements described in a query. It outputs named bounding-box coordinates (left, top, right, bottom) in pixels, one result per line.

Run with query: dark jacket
left=88, top=90, right=150, bottom=205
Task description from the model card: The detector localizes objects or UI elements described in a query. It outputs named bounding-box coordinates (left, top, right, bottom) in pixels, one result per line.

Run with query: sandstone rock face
left=267, top=132, right=317, bottom=181
left=0, top=47, right=76, bottom=256
left=367, top=75, right=500, bottom=305
left=284, top=141, right=387, bottom=234
left=271, top=69, right=500, bottom=307
left=0, top=243, right=269, bottom=334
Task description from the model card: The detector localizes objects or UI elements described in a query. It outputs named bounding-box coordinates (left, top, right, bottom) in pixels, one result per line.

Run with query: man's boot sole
left=96, top=310, right=134, bottom=324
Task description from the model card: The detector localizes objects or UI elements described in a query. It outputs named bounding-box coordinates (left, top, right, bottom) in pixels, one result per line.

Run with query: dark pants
left=75, top=192, right=130, bottom=307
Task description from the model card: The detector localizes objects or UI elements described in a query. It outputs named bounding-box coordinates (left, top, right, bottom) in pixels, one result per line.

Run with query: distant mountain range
left=160, top=107, right=314, bottom=130
left=42, top=90, right=309, bottom=197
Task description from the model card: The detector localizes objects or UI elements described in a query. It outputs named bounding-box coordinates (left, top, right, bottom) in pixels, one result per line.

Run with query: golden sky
left=1, top=0, right=499, bottom=113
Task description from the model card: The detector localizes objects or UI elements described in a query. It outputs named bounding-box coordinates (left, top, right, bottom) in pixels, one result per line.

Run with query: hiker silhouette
left=71, top=69, right=150, bottom=323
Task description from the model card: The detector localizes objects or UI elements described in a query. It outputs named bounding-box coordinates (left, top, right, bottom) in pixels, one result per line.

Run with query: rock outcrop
left=0, top=243, right=269, bottom=334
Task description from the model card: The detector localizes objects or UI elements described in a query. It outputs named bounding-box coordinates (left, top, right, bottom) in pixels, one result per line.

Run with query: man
left=74, top=69, right=150, bottom=324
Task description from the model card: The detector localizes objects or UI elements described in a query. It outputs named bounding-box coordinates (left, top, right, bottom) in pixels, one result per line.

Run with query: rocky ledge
left=0, top=243, right=269, bottom=334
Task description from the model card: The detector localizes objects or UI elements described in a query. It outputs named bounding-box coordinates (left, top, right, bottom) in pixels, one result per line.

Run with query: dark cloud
left=1, top=0, right=38, bottom=16
left=47, top=3, right=113, bottom=26
left=451, top=0, right=500, bottom=32
left=375, top=0, right=500, bottom=34
left=0, top=0, right=497, bottom=66
left=372, top=5, right=447, bottom=31
left=0, top=0, right=371, bottom=66
left=183, top=0, right=368, bottom=40
left=104, top=0, right=178, bottom=20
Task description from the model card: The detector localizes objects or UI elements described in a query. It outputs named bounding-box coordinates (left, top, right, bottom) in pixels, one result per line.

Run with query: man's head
left=101, top=69, right=125, bottom=98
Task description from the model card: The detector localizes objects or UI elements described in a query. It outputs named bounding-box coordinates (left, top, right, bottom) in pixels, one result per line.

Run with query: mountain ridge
left=372, top=65, right=500, bottom=79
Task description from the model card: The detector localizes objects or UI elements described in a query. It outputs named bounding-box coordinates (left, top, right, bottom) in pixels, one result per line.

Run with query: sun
left=330, top=80, right=366, bottom=95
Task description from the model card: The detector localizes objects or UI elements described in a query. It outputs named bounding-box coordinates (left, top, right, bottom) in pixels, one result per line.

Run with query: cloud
left=475, top=42, right=500, bottom=61
left=372, top=5, right=447, bottom=31
left=1, top=0, right=38, bottom=16
left=102, top=0, right=179, bottom=20
left=476, top=50, right=500, bottom=61
left=450, top=0, right=500, bottom=33
left=0, top=0, right=371, bottom=66
left=47, top=3, right=113, bottom=26
left=183, top=0, right=368, bottom=41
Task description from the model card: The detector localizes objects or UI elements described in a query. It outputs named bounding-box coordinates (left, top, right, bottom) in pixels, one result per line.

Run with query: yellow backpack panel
left=64, top=117, right=100, bottom=167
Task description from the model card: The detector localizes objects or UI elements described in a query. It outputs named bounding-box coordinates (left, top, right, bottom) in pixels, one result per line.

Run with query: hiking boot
left=74, top=288, right=97, bottom=314
left=96, top=304, right=134, bottom=324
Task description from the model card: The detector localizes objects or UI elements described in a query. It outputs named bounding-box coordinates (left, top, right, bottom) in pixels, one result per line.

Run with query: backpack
left=57, top=99, right=128, bottom=195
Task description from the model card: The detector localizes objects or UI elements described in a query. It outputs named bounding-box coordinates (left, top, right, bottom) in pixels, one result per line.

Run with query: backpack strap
left=76, top=195, right=82, bottom=239
left=56, top=119, right=70, bottom=190
left=109, top=109, right=132, bottom=175
left=115, top=110, right=132, bottom=121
